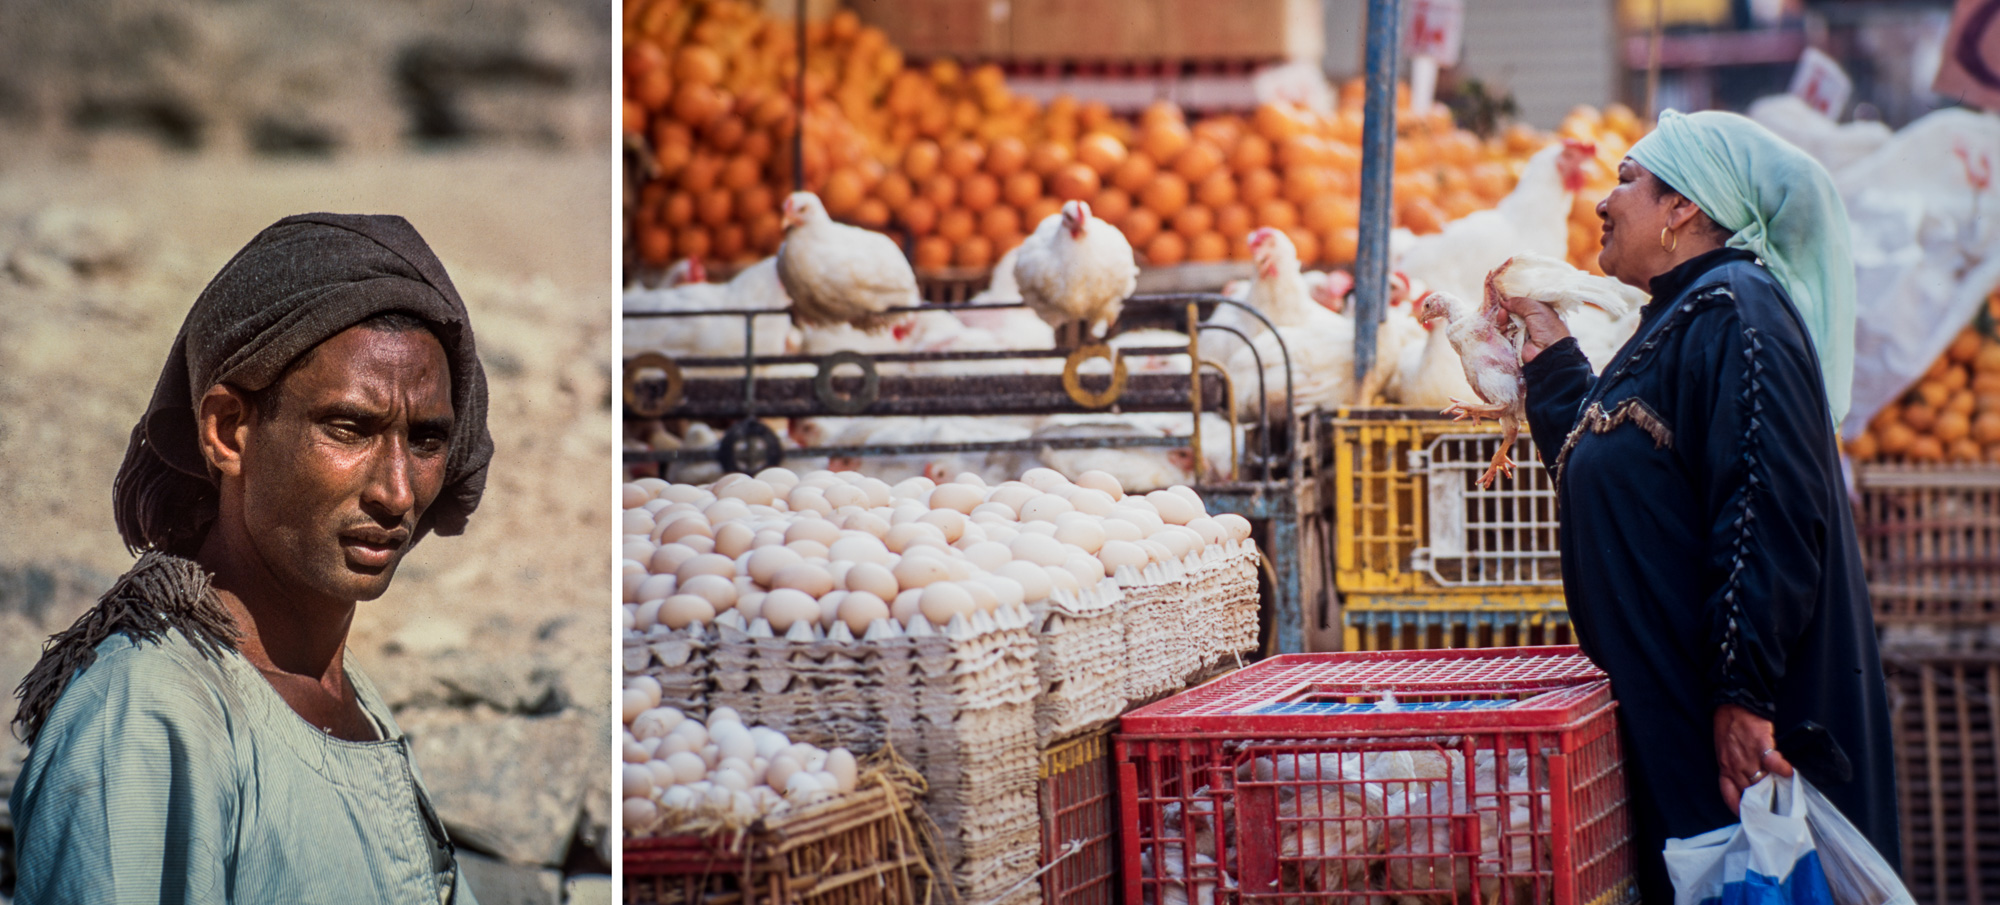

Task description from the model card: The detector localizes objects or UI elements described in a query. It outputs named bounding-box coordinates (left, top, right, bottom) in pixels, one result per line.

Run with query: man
left=10, top=213, right=494, bottom=903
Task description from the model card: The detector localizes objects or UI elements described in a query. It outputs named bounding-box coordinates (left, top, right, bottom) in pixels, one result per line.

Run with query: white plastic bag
left=1662, top=773, right=1913, bottom=905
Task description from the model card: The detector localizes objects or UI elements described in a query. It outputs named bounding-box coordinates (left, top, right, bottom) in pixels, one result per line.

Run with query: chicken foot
left=1441, top=399, right=1519, bottom=488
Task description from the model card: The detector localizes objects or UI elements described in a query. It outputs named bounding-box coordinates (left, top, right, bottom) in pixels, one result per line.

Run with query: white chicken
left=1488, top=252, right=1647, bottom=373
left=1014, top=200, right=1140, bottom=344
left=1221, top=229, right=1406, bottom=415
left=1200, top=227, right=1321, bottom=366
left=776, top=191, right=920, bottom=333
left=1381, top=747, right=1550, bottom=905
left=1419, top=254, right=1644, bottom=488
left=623, top=256, right=798, bottom=367
left=1394, top=139, right=1597, bottom=407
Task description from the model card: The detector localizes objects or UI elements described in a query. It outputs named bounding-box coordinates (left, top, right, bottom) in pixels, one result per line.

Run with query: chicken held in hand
left=1015, top=200, right=1139, bottom=346
left=1417, top=283, right=1527, bottom=489
left=776, top=191, right=920, bottom=334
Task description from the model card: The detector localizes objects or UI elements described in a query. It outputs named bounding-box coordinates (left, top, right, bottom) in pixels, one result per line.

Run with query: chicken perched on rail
left=623, top=256, right=798, bottom=367
left=1015, top=199, right=1139, bottom=345
left=1420, top=254, right=1644, bottom=488
left=776, top=191, right=920, bottom=333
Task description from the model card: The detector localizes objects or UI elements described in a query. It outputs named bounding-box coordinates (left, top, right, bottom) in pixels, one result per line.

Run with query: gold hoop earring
left=1660, top=226, right=1677, bottom=253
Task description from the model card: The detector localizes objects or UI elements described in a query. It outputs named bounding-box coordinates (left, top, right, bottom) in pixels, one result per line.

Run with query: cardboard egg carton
left=1031, top=579, right=1129, bottom=741
left=1114, top=557, right=1196, bottom=700
left=1191, top=538, right=1262, bottom=667
left=632, top=624, right=713, bottom=718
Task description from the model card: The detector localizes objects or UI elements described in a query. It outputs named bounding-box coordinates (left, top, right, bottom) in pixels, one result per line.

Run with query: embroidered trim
left=1716, top=324, right=1765, bottom=693
left=1552, top=397, right=1675, bottom=478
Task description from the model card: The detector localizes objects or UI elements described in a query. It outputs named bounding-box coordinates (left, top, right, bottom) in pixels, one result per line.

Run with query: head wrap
left=113, top=212, right=493, bottom=554
left=1629, top=109, right=1857, bottom=422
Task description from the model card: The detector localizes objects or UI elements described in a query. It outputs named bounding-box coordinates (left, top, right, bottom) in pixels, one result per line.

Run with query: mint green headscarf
left=1629, top=109, right=1857, bottom=423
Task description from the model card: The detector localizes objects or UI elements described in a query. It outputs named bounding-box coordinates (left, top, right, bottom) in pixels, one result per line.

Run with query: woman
left=1503, top=110, right=1897, bottom=901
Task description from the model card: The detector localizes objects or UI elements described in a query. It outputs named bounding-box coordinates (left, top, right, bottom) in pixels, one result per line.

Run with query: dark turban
left=113, top=212, right=493, bottom=554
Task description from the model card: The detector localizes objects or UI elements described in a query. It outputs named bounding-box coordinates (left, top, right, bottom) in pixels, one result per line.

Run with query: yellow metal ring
left=622, top=352, right=685, bottom=418
left=1062, top=344, right=1128, bottom=409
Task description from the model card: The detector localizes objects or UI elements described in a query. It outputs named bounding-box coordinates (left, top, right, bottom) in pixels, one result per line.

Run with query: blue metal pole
left=1352, top=0, right=1400, bottom=394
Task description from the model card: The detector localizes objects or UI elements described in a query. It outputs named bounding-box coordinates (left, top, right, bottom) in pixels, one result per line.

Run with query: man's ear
left=198, top=384, right=254, bottom=480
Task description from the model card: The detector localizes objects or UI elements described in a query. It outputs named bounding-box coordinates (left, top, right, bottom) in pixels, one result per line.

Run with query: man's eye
left=326, top=422, right=364, bottom=440
left=414, top=436, right=449, bottom=455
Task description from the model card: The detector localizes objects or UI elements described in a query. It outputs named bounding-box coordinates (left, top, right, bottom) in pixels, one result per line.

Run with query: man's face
left=237, top=325, right=453, bottom=606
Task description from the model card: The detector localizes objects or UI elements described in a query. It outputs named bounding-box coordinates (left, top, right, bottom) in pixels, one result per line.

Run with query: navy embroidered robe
left=1521, top=248, right=1898, bottom=901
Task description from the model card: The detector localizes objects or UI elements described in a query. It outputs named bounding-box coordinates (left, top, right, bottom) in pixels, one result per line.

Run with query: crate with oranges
left=1849, top=293, right=2000, bottom=464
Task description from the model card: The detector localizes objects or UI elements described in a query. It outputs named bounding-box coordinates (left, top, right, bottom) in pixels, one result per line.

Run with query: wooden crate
left=1886, top=652, right=2000, bottom=905
left=623, top=784, right=929, bottom=905
left=1855, top=465, right=2000, bottom=622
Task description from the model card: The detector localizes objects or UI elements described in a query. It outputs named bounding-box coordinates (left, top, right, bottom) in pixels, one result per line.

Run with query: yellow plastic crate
left=1342, top=591, right=1572, bottom=651
left=1329, top=410, right=1567, bottom=596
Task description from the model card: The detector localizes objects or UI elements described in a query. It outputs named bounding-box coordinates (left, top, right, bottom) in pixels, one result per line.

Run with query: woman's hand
left=1715, top=704, right=1794, bottom=814
left=1497, top=293, right=1570, bottom=363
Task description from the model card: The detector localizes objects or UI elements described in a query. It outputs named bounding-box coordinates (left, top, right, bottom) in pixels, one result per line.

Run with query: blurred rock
left=6, top=205, right=143, bottom=288
left=562, top=875, right=613, bottom=905
left=457, top=851, right=561, bottom=905
left=404, top=709, right=606, bottom=868
left=387, top=616, right=473, bottom=658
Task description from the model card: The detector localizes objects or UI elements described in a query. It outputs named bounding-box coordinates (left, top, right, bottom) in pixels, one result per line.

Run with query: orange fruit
left=1398, top=197, right=1447, bottom=235
left=1188, top=232, right=1228, bottom=262
left=706, top=114, right=747, bottom=153
left=1173, top=140, right=1225, bottom=184
left=876, top=173, right=915, bottom=210
left=1254, top=199, right=1298, bottom=231
left=737, top=184, right=777, bottom=219
left=654, top=140, right=692, bottom=178
left=1936, top=410, right=1972, bottom=443
left=961, top=173, right=1001, bottom=212
left=957, top=235, right=995, bottom=268
left=740, top=130, right=774, bottom=164
left=922, top=173, right=958, bottom=209
left=980, top=205, right=1021, bottom=243
left=1846, top=430, right=1879, bottom=461
left=1302, top=195, right=1346, bottom=234
left=1949, top=437, right=1982, bottom=463
left=1024, top=196, right=1064, bottom=228
left=1141, top=173, right=1190, bottom=218
left=1111, top=154, right=1158, bottom=196
left=721, top=155, right=761, bottom=192
left=1230, top=134, right=1273, bottom=173
left=1195, top=170, right=1237, bottom=208
left=852, top=198, right=891, bottom=229
left=1325, top=227, right=1359, bottom=264
left=1120, top=208, right=1162, bottom=248
left=1285, top=227, right=1319, bottom=264
left=900, top=197, right=940, bottom=235
left=634, top=70, right=672, bottom=113
left=987, top=136, right=1028, bottom=177
left=1878, top=421, right=1915, bottom=454
left=915, top=235, right=953, bottom=270
left=943, top=139, right=986, bottom=179
left=1144, top=231, right=1187, bottom=266
left=1002, top=171, right=1042, bottom=209
left=1283, top=167, right=1330, bottom=206
left=937, top=208, right=977, bottom=244
left=697, top=188, right=734, bottom=228
left=713, top=223, right=747, bottom=261
left=672, top=83, right=724, bottom=125
left=625, top=40, right=669, bottom=83
left=1171, top=204, right=1213, bottom=239
left=663, top=191, right=695, bottom=228
left=1253, top=103, right=1306, bottom=141
left=1077, top=133, right=1129, bottom=175
left=1141, top=119, right=1192, bottom=164
left=746, top=211, right=784, bottom=252
left=1214, top=203, right=1253, bottom=241
left=1908, top=436, right=1945, bottom=462
left=1091, top=187, right=1133, bottom=225
left=638, top=224, right=672, bottom=265
left=622, top=98, right=647, bottom=134
left=904, top=140, right=943, bottom=181
left=674, top=45, right=725, bottom=87
left=823, top=169, right=867, bottom=216
left=676, top=226, right=712, bottom=261
left=1028, top=141, right=1073, bottom=177
left=1239, top=168, right=1280, bottom=206
left=1051, top=163, right=1101, bottom=202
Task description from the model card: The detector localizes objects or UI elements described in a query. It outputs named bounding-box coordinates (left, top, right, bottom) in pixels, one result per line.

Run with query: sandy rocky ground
left=0, top=1, right=617, bottom=903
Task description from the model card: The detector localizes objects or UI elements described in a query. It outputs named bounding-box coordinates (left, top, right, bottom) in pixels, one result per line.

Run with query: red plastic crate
left=1040, top=727, right=1119, bottom=905
left=1116, top=647, right=1636, bottom=904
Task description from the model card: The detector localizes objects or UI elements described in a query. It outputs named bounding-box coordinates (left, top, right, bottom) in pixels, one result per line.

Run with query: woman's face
left=1595, top=158, right=1676, bottom=290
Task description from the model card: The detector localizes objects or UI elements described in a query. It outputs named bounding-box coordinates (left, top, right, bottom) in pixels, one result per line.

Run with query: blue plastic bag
left=1663, top=772, right=1914, bottom=905
left=1662, top=772, right=1835, bottom=905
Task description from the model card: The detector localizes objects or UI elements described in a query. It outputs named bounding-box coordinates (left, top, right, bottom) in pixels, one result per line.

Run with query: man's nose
left=361, top=435, right=417, bottom=519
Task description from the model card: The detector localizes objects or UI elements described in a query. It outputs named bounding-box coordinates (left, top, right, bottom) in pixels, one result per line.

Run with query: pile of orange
left=1849, top=292, right=2000, bottom=464
left=624, top=0, right=1648, bottom=275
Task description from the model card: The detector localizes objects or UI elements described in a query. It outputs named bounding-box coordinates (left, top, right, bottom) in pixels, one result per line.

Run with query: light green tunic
left=9, top=630, right=479, bottom=904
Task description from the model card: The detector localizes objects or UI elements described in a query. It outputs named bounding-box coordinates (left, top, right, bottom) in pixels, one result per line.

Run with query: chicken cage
left=622, top=292, right=1328, bottom=653
left=1854, top=464, right=2000, bottom=623
left=1884, top=651, right=2000, bottom=905
left=1115, top=647, right=1636, bottom=905
left=1040, top=726, right=1121, bottom=905
left=1321, top=410, right=1567, bottom=652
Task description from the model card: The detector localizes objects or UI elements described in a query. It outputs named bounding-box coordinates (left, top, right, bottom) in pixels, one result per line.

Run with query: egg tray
left=1032, top=580, right=1130, bottom=743
left=631, top=624, right=715, bottom=720
left=1116, top=558, right=1198, bottom=702
left=1188, top=538, right=1261, bottom=669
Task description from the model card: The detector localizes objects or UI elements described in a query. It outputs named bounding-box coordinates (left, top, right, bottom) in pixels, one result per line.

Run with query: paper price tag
left=1406, top=0, right=1464, bottom=67
left=1788, top=47, right=1853, bottom=117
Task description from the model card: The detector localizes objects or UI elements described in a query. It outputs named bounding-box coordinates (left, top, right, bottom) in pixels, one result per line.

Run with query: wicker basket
left=624, top=783, right=930, bottom=905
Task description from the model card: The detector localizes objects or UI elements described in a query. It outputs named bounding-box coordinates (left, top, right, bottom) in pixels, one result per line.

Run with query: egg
left=963, top=579, right=999, bottom=613
left=892, top=555, right=951, bottom=591
left=842, top=561, right=899, bottom=600
left=996, top=560, right=1054, bottom=603
left=929, top=483, right=984, bottom=514
left=1101, top=518, right=1142, bottom=543
left=630, top=705, right=683, bottom=739
left=720, top=479, right=776, bottom=506
left=953, top=522, right=988, bottom=549
left=823, top=482, right=867, bottom=510
left=1151, top=527, right=1194, bottom=560
left=825, top=748, right=858, bottom=792
left=711, top=723, right=757, bottom=762
left=974, top=573, right=1026, bottom=609
left=623, top=738, right=650, bottom=763
left=885, top=521, right=946, bottom=553
left=1187, top=517, right=1224, bottom=546
left=1019, top=493, right=1075, bottom=522
left=837, top=591, right=891, bottom=633
left=711, top=474, right=748, bottom=493
left=736, top=591, right=765, bottom=619
left=635, top=573, right=677, bottom=604
left=987, top=482, right=1039, bottom=512
left=1018, top=520, right=1057, bottom=538
left=708, top=705, right=742, bottom=726
left=983, top=522, right=1020, bottom=545
left=755, top=467, right=799, bottom=491
left=750, top=727, right=789, bottom=759
left=969, top=501, right=1018, bottom=522
left=1077, top=469, right=1125, bottom=499
left=666, top=750, right=708, bottom=784
left=785, top=539, right=830, bottom=561
left=1147, top=490, right=1198, bottom=525
left=633, top=599, right=665, bottom=631
left=658, top=595, right=716, bottom=629
left=1111, top=505, right=1165, bottom=536
left=678, top=573, right=738, bottom=610
left=703, top=498, right=754, bottom=524
left=856, top=479, right=891, bottom=508
left=963, top=540, right=1013, bottom=572
left=621, top=762, right=657, bottom=799
left=677, top=553, right=736, bottom=585
left=678, top=534, right=716, bottom=555
left=783, top=517, right=840, bottom=546
left=890, top=476, right=936, bottom=501
left=623, top=483, right=653, bottom=508
left=1021, top=467, right=1070, bottom=491
left=919, top=508, right=967, bottom=543
left=771, top=563, right=835, bottom=598
left=1068, top=487, right=1116, bottom=516
left=785, top=771, right=826, bottom=802
left=761, top=588, right=820, bottom=632
left=816, top=590, right=845, bottom=627
left=1047, top=565, right=1081, bottom=595
left=622, top=509, right=656, bottom=536
left=840, top=510, right=892, bottom=539
left=1009, top=532, right=1066, bottom=567
left=623, top=797, right=660, bottom=829
left=1099, top=539, right=1148, bottom=573
left=891, top=588, right=924, bottom=623
left=766, top=753, right=803, bottom=791
left=1215, top=513, right=1253, bottom=543
left=1053, top=515, right=1106, bottom=553
left=656, top=514, right=713, bottom=545
left=919, top=582, right=976, bottom=625
left=659, top=483, right=711, bottom=505
left=1064, top=551, right=1107, bottom=586
left=746, top=546, right=804, bottom=587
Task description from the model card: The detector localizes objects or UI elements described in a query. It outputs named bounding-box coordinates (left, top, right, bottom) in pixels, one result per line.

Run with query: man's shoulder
left=54, top=631, right=244, bottom=728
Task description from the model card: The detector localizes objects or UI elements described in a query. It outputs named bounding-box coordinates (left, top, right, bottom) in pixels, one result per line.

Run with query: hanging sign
left=1788, top=47, right=1853, bottom=117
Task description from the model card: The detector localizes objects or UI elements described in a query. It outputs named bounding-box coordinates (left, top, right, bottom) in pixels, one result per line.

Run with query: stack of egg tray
left=708, top=611, right=881, bottom=752
left=1033, top=579, right=1129, bottom=743
left=1116, top=557, right=1197, bottom=702
left=629, top=623, right=711, bottom=720
left=907, top=606, right=1045, bottom=905
left=1187, top=538, right=1262, bottom=670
